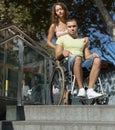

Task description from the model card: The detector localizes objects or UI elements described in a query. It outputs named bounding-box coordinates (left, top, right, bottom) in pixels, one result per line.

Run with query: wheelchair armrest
left=57, top=54, right=65, bottom=61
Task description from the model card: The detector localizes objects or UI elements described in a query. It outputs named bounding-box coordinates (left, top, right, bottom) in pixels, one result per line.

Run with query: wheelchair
left=49, top=56, right=109, bottom=105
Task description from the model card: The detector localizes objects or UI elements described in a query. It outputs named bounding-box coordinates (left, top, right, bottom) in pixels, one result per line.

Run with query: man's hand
left=62, top=50, right=72, bottom=57
left=92, top=52, right=100, bottom=58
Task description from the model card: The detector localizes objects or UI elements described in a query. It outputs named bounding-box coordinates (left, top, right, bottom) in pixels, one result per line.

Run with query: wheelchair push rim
left=50, top=66, right=65, bottom=105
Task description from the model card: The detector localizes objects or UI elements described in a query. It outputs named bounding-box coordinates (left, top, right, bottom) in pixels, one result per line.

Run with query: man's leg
left=88, top=57, right=101, bottom=88
left=73, top=57, right=83, bottom=89
left=87, top=57, right=102, bottom=99
left=73, top=57, right=85, bottom=97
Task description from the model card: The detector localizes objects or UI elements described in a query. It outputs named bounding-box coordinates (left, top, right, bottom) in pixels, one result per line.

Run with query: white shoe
left=52, top=86, right=59, bottom=94
left=87, top=89, right=103, bottom=99
left=77, top=88, right=86, bottom=97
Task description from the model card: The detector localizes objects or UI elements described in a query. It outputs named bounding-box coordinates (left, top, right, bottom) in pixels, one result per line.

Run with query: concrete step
left=6, top=105, right=115, bottom=122
left=1, top=120, right=115, bottom=130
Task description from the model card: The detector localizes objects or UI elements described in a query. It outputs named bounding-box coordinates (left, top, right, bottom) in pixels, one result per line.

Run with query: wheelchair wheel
left=65, top=91, right=72, bottom=105
left=95, top=95, right=109, bottom=105
left=50, top=66, right=65, bottom=105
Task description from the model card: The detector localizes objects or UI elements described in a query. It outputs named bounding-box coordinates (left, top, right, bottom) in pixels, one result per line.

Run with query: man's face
left=67, top=20, right=78, bottom=35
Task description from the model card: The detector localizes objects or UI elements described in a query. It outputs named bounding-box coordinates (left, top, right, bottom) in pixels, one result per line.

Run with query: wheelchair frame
left=50, top=57, right=109, bottom=105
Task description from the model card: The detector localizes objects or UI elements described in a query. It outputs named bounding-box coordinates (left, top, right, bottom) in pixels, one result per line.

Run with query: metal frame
left=0, top=25, right=53, bottom=106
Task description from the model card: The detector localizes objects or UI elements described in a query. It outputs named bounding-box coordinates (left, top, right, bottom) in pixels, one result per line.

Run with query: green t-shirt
left=56, top=34, right=85, bottom=57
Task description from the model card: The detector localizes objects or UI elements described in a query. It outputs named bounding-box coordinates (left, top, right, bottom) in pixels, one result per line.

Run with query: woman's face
left=55, top=5, right=65, bottom=18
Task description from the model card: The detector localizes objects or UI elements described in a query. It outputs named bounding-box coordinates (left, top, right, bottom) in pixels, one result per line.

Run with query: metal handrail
left=0, top=25, right=52, bottom=58
left=0, top=34, right=52, bottom=60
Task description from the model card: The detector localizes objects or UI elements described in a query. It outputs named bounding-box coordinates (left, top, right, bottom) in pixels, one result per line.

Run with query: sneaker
left=52, top=86, right=59, bottom=94
left=87, top=89, right=103, bottom=99
left=77, top=88, right=86, bottom=97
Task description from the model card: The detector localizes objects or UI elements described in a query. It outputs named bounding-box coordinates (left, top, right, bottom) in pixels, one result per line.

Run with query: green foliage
left=8, top=5, right=31, bottom=25
left=0, top=0, right=115, bottom=44
left=0, top=0, right=7, bottom=23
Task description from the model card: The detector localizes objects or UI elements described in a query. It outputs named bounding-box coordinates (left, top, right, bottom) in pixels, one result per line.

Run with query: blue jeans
left=68, top=56, right=97, bottom=72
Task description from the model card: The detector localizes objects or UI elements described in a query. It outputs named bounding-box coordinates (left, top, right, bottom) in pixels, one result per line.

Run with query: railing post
left=17, top=38, right=24, bottom=106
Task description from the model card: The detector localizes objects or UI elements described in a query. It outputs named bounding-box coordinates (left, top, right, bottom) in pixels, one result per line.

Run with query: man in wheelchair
left=55, top=18, right=103, bottom=99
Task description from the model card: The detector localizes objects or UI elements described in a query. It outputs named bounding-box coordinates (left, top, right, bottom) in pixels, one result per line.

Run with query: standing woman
left=47, top=2, right=69, bottom=50
left=47, top=2, right=69, bottom=104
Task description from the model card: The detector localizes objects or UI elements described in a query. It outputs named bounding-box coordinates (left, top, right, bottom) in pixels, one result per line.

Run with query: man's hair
left=66, top=18, right=77, bottom=24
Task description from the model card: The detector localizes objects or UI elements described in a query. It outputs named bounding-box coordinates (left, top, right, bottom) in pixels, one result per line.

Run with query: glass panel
left=0, top=46, right=4, bottom=96
left=23, top=45, right=45, bottom=104
left=0, top=28, right=49, bottom=104
left=7, top=69, right=18, bottom=98
left=0, top=65, right=3, bottom=96
left=0, top=37, right=19, bottom=98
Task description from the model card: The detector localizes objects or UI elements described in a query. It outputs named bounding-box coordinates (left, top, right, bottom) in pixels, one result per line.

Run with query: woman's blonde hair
left=51, top=2, right=68, bottom=25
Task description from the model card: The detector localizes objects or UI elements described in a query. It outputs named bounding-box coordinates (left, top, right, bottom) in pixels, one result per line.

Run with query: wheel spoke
left=50, top=66, right=65, bottom=105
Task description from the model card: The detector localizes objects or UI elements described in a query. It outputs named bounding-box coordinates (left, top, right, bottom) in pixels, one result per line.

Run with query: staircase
left=0, top=105, right=115, bottom=130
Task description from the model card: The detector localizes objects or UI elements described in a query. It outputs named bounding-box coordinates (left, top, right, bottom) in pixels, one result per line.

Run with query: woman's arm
left=47, top=24, right=56, bottom=49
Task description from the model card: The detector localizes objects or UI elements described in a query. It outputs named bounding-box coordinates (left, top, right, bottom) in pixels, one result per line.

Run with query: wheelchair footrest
left=70, top=93, right=109, bottom=105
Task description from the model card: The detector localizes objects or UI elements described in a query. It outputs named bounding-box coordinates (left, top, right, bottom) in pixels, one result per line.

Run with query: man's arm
left=55, top=44, right=64, bottom=59
left=55, top=35, right=72, bottom=59
left=55, top=44, right=72, bottom=60
left=84, top=44, right=99, bottom=59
